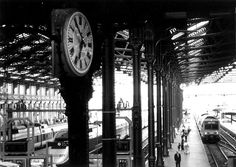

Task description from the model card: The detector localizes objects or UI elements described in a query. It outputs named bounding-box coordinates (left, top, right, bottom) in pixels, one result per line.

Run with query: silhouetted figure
left=174, top=151, right=181, bottom=167
left=178, top=143, right=181, bottom=151
left=181, top=138, right=184, bottom=150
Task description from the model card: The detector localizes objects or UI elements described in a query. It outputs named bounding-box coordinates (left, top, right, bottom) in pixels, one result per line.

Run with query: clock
left=62, top=10, right=94, bottom=76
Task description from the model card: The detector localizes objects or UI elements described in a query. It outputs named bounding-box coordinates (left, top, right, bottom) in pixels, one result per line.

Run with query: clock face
left=62, top=11, right=93, bottom=76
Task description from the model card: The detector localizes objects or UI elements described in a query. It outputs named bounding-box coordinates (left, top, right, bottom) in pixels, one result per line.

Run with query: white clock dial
left=62, top=11, right=93, bottom=76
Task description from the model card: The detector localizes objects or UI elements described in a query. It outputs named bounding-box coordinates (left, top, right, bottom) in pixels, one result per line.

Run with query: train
left=49, top=128, right=68, bottom=165
left=196, top=113, right=220, bottom=143
left=49, top=120, right=130, bottom=166
left=12, top=123, right=67, bottom=149
left=5, top=118, right=68, bottom=149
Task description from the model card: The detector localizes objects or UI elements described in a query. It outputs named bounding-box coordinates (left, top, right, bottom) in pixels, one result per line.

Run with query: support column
left=144, top=23, right=155, bottom=167
left=168, top=76, right=174, bottom=143
left=102, top=24, right=116, bottom=167
left=166, top=74, right=171, bottom=149
left=173, top=82, right=179, bottom=128
left=172, top=82, right=177, bottom=129
left=176, top=84, right=183, bottom=127
left=155, top=53, right=164, bottom=167
left=162, top=71, right=169, bottom=157
left=179, top=87, right=183, bottom=124
left=175, top=85, right=180, bottom=128
left=171, top=82, right=176, bottom=141
left=60, top=76, right=93, bottom=167
left=155, top=40, right=164, bottom=167
left=130, top=27, right=144, bottom=167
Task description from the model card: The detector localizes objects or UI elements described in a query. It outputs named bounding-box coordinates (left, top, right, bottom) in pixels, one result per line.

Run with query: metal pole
left=170, top=81, right=174, bottom=143
left=162, top=70, right=169, bottom=157
left=166, top=73, right=171, bottom=149
left=147, top=62, right=155, bottom=167
left=166, top=66, right=172, bottom=149
left=168, top=74, right=174, bottom=144
left=155, top=41, right=164, bottom=167
left=155, top=69, right=164, bottom=167
left=144, top=23, right=155, bottom=167
left=130, top=27, right=144, bottom=167
left=102, top=24, right=116, bottom=167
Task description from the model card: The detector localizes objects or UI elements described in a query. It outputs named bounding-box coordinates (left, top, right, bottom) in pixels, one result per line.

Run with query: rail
left=206, top=144, right=228, bottom=167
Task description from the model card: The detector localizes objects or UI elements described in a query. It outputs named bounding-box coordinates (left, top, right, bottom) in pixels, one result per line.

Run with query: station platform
left=163, top=116, right=211, bottom=167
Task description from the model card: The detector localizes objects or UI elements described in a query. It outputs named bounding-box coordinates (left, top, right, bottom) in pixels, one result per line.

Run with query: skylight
left=187, top=20, right=209, bottom=31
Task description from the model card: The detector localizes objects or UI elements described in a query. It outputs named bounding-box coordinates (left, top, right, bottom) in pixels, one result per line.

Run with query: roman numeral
left=87, top=31, right=91, bottom=37
left=86, top=52, right=91, bottom=59
left=74, top=56, right=78, bottom=65
left=69, top=25, right=74, bottom=32
left=68, top=37, right=73, bottom=43
left=69, top=47, right=74, bottom=56
left=80, top=60, right=83, bottom=69
left=84, top=58, right=88, bottom=67
left=79, top=16, right=82, bottom=25
left=74, top=17, right=80, bottom=30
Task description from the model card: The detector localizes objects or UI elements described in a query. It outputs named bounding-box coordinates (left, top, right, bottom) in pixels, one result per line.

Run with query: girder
left=0, top=0, right=235, bottom=86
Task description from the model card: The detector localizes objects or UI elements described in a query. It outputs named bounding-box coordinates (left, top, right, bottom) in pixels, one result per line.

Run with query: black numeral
left=74, top=17, right=80, bottom=30
left=87, top=31, right=91, bottom=36
left=69, top=48, right=74, bottom=56
left=88, top=43, right=92, bottom=48
left=74, top=56, right=78, bottom=64
left=69, top=25, right=74, bottom=32
left=80, top=60, right=83, bottom=69
left=68, top=37, right=73, bottom=43
left=84, top=59, right=88, bottom=67
left=87, top=52, right=91, bottom=59
left=79, top=16, right=82, bottom=25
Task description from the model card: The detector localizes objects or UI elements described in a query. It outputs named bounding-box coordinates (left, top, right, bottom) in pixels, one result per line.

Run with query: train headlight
left=57, top=142, right=62, bottom=147
left=56, top=141, right=67, bottom=148
left=214, top=131, right=218, bottom=135
left=204, top=132, right=209, bottom=135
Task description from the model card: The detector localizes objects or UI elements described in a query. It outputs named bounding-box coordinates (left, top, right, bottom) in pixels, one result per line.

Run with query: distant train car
left=197, top=114, right=220, bottom=143
left=11, top=122, right=67, bottom=149
left=49, top=128, right=68, bottom=165
left=49, top=122, right=130, bottom=165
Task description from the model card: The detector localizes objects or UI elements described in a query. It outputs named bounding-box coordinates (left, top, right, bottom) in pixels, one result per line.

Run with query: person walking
left=178, top=143, right=181, bottom=151
left=174, top=151, right=181, bottom=167
left=181, top=137, right=184, bottom=151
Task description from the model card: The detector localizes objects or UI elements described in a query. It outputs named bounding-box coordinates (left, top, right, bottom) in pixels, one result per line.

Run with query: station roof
left=0, top=0, right=236, bottom=86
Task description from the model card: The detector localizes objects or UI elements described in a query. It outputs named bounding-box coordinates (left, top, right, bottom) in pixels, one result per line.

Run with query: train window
left=30, top=158, right=45, bottom=167
left=117, top=139, right=130, bottom=152
left=34, top=123, right=41, bottom=127
left=42, top=134, right=46, bottom=140
left=205, top=124, right=219, bottom=130
left=54, top=130, right=68, bottom=142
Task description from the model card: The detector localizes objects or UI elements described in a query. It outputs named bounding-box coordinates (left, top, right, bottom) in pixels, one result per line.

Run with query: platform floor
left=163, top=115, right=211, bottom=167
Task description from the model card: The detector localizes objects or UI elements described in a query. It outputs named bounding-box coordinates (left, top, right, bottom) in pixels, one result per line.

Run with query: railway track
left=206, top=144, right=228, bottom=167
left=205, top=126, right=236, bottom=167
left=220, top=128, right=236, bottom=151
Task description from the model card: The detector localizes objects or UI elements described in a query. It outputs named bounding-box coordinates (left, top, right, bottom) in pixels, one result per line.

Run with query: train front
left=201, top=116, right=220, bottom=143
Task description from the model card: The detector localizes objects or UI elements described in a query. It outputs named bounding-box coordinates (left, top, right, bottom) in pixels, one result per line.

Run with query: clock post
left=59, top=76, right=93, bottom=167
left=51, top=9, right=96, bottom=167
